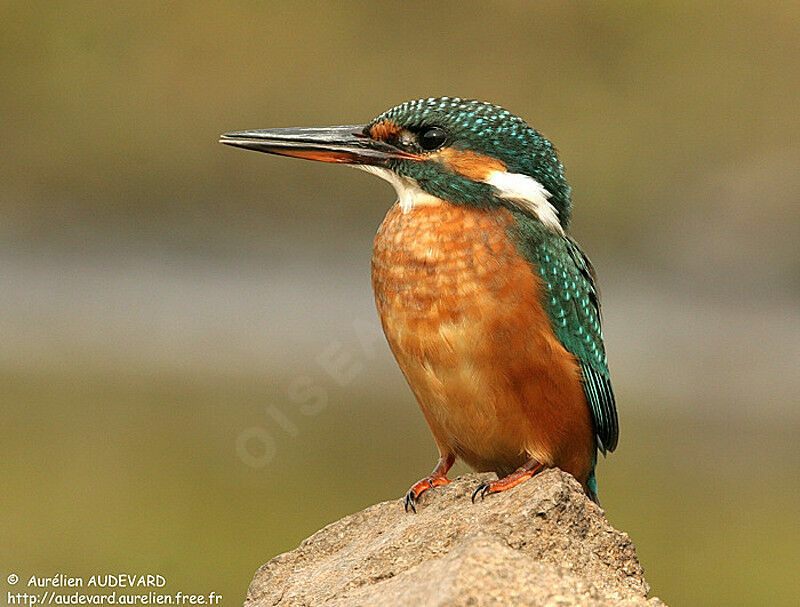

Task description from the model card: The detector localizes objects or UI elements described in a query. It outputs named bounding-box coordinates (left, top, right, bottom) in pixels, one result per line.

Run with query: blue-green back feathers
left=511, top=213, right=619, bottom=455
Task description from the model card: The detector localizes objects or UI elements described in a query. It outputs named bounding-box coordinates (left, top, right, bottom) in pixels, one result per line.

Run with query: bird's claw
left=403, top=476, right=449, bottom=513
left=471, top=462, right=545, bottom=504
left=404, top=489, right=420, bottom=513
left=471, top=482, right=492, bottom=503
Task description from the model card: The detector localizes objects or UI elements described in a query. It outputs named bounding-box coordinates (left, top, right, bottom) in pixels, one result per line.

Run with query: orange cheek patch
left=431, top=148, right=507, bottom=181
left=369, top=120, right=403, bottom=141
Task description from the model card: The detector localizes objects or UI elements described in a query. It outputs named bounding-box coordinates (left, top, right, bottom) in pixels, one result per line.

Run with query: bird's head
left=221, top=97, right=572, bottom=232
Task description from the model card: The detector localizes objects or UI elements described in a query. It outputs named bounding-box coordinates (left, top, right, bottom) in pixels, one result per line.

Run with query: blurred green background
left=1, top=2, right=798, bottom=606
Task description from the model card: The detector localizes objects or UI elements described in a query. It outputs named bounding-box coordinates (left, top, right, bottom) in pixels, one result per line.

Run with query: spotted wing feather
left=563, top=238, right=618, bottom=453
left=514, top=220, right=619, bottom=454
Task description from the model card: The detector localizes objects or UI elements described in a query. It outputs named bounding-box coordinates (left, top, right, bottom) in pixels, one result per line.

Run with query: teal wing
left=520, top=228, right=619, bottom=454
left=564, top=237, right=618, bottom=453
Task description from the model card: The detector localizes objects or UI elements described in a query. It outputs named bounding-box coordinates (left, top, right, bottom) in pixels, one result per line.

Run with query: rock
left=244, top=469, right=664, bottom=606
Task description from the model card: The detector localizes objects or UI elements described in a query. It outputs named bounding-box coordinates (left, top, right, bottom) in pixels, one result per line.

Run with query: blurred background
left=1, top=2, right=798, bottom=605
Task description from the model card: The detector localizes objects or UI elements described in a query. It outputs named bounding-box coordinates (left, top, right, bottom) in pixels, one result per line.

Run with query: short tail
left=586, top=469, right=600, bottom=505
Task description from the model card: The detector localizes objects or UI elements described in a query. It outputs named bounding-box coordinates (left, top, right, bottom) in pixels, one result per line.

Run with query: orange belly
left=371, top=201, right=595, bottom=486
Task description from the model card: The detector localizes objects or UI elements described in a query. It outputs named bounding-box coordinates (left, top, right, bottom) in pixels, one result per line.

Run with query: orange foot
left=472, top=460, right=545, bottom=503
left=404, top=475, right=451, bottom=513
left=404, top=454, right=455, bottom=513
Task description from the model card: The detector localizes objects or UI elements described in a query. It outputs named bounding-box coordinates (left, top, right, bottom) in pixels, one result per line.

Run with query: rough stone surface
left=244, top=470, right=664, bottom=606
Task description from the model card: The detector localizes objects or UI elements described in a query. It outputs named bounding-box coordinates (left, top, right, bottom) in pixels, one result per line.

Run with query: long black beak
left=219, top=125, right=420, bottom=166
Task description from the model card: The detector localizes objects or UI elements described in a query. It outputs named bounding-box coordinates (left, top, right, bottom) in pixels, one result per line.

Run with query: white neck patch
left=485, top=170, right=563, bottom=234
left=355, top=165, right=442, bottom=212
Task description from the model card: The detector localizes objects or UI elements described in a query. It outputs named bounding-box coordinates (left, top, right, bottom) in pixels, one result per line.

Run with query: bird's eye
left=418, top=127, right=447, bottom=151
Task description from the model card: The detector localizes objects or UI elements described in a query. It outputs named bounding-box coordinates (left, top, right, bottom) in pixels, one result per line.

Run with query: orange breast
left=371, top=201, right=594, bottom=485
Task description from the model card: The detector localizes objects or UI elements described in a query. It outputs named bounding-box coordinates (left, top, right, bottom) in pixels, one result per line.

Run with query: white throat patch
left=355, top=165, right=442, bottom=212
left=485, top=170, right=563, bottom=234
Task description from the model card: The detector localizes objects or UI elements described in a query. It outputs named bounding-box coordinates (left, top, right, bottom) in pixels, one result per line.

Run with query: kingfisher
left=220, top=97, right=618, bottom=511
